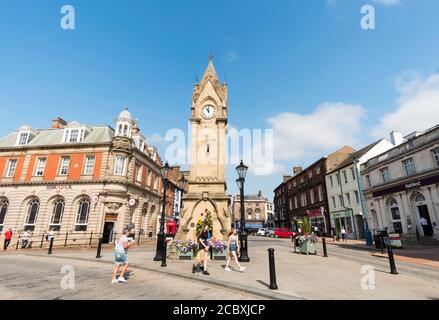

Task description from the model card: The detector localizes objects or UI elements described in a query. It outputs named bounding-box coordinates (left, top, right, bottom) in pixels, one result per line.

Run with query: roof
left=0, top=126, right=114, bottom=148
left=327, top=139, right=383, bottom=173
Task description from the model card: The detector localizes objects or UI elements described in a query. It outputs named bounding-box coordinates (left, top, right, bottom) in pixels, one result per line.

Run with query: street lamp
left=236, top=160, right=250, bottom=262
left=177, top=175, right=188, bottom=220
left=154, top=161, right=171, bottom=261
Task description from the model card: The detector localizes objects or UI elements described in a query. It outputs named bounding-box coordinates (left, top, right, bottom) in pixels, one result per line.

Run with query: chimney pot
left=51, top=117, right=67, bottom=129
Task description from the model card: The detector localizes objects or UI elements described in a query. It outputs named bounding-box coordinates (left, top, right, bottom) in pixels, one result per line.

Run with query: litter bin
left=374, top=229, right=388, bottom=249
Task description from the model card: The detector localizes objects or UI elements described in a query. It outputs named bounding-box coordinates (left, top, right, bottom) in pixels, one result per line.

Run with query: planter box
left=177, top=251, right=194, bottom=260
left=299, top=240, right=317, bottom=255
left=212, top=250, right=227, bottom=260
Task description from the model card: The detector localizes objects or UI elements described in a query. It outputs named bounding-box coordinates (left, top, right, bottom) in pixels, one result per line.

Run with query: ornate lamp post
left=177, top=175, right=188, bottom=222
left=236, top=160, right=250, bottom=262
left=154, top=161, right=171, bottom=261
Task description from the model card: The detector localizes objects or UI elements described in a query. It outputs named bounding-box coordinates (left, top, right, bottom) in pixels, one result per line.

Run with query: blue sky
left=1, top=0, right=439, bottom=200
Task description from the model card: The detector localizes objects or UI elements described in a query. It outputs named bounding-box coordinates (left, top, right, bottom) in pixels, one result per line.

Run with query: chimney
left=293, top=166, right=302, bottom=176
left=51, top=117, right=67, bottom=129
left=283, top=175, right=291, bottom=182
left=390, top=131, right=404, bottom=146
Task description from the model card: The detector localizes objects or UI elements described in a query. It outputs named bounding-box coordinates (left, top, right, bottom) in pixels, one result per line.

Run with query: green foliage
left=302, top=216, right=312, bottom=235
left=195, top=209, right=213, bottom=236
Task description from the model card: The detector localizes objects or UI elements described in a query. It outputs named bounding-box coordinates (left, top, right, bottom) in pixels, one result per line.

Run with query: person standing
left=341, top=227, right=347, bottom=242
left=112, top=227, right=135, bottom=284
left=192, top=224, right=210, bottom=276
left=3, top=228, right=13, bottom=251
left=224, top=228, right=245, bottom=272
left=419, top=217, right=431, bottom=236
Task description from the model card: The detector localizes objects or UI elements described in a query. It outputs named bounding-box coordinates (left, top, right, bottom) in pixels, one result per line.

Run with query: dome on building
left=118, top=107, right=131, bottom=120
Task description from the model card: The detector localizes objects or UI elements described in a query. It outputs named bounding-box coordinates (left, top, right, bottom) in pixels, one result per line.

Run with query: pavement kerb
left=24, top=253, right=304, bottom=301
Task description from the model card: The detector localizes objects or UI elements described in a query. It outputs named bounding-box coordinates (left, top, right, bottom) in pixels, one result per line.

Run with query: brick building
left=0, top=109, right=176, bottom=245
left=273, top=146, right=354, bottom=233
left=232, top=191, right=275, bottom=231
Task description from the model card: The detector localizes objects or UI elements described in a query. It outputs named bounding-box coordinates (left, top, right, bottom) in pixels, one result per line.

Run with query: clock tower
left=176, top=56, right=232, bottom=241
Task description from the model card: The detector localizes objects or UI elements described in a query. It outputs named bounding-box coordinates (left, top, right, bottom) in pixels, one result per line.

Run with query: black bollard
left=47, top=237, right=54, bottom=255
left=380, top=236, right=385, bottom=254
left=161, top=239, right=167, bottom=267
left=322, top=237, right=328, bottom=257
left=386, top=243, right=398, bottom=275
left=96, top=238, right=103, bottom=258
left=268, top=248, right=278, bottom=290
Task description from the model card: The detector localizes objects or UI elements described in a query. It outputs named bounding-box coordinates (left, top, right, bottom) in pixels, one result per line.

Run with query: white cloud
left=268, top=102, right=365, bottom=161
left=372, top=72, right=439, bottom=137
left=146, top=132, right=168, bottom=146
left=373, top=0, right=401, bottom=6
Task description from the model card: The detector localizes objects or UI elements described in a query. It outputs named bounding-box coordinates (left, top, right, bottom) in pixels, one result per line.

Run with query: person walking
left=111, top=227, right=135, bottom=284
left=3, top=228, right=13, bottom=251
left=192, top=224, right=210, bottom=276
left=341, top=227, right=347, bottom=242
left=21, top=230, right=30, bottom=249
left=224, top=228, right=245, bottom=272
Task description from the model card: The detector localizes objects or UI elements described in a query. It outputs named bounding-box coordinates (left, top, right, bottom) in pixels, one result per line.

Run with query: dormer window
left=63, top=128, right=87, bottom=143
left=17, top=132, right=30, bottom=146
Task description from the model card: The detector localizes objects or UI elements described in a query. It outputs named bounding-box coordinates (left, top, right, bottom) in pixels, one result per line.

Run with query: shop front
left=307, top=207, right=327, bottom=235
left=332, top=210, right=356, bottom=239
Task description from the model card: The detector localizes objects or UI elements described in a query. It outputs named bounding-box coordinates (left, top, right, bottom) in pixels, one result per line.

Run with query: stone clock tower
left=176, top=56, right=232, bottom=241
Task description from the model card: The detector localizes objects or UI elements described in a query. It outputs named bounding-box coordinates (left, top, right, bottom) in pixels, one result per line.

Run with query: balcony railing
left=363, top=126, right=439, bottom=170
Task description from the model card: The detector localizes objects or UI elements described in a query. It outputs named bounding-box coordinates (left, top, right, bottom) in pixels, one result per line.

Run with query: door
left=418, top=205, right=433, bottom=237
left=102, top=222, right=114, bottom=244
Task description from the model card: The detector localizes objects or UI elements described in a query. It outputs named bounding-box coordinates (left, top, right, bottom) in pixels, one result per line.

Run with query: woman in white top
left=224, top=228, right=245, bottom=272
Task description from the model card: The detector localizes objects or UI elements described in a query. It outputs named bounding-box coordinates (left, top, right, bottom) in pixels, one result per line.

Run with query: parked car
left=256, top=228, right=267, bottom=236
left=265, top=228, right=275, bottom=237
left=273, top=228, right=297, bottom=239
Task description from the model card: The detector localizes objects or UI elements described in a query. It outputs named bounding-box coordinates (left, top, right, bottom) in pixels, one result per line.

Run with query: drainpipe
left=354, top=159, right=373, bottom=246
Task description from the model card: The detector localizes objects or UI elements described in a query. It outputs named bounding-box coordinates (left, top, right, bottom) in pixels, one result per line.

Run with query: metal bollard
left=47, top=238, right=54, bottom=255
left=380, top=236, right=385, bottom=254
left=386, top=243, right=398, bottom=275
left=40, top=235, right=45, bottom=248
left=64, top=232, right=69, bottom=247
left=161, top=239, right=167, bottom=267
left=96, top=238, right=103, bottom=258
left=322, top=237, right=328, bottom=257
left=267, top=248, right=278, bottom=290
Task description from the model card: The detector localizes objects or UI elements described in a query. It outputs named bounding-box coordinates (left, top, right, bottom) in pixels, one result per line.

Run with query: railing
left=364, top=126, right=439, bottom=170
left=2, top=230, right=155, bottom=251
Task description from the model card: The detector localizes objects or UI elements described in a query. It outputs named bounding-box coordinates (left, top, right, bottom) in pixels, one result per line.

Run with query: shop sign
left=388, top=233, right=403, bottom=249
left=307, top=207, right=324, bottom=218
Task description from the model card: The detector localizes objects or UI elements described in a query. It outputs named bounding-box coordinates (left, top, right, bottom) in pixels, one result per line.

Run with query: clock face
left=201, top=105, right=216, bottom=119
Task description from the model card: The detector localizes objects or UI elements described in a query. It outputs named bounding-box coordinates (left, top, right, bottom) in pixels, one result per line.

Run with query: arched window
left=50, top=199, right=64, bottom=231
left=388, top=198, right=402, bottom=233
left=24, top=199, right=40, bottom=231
left=0, top=199, right=8, bottom=232
left=118, top=124, right=123, bottom=135
left=75, top=198, right=90, bottom=231
left=123, top=125, right=128, bottom=137
left=414, top=193, right=426, bottom=205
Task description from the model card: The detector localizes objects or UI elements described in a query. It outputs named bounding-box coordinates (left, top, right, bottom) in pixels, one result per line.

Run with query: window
left=336, top=173, right=341, bottom=185
left=346, top=193, right=351, bottom=206
left=294, top=196, right=298, bottom=209
left=330, top=176, right=334, bottom=187
left=351, top=167, right=356, bottom=180
left=332, top=197, right=336, bottom=208
left=380, top=167, right=391, bottom=183
left=389, top=198, right=402, bottom=233
left=309, top=171, right=313, bottom=179
left=255, top=211, right=260, bottom=220
left=75, top=198, right=91, bottom=231
left=354, top=191, right=360, bottom=204
left=17, top=132, right=30, bottom=146
left=247, top=211, right=252, bottom=220
left=432, top=148, right=439, bottom=167
left=289, top=198, right=292, bottom=210
left=365, top=175, right=371, bottom=188
left=338, top=195, right=344, bottom=207
left=24, top=199, right=39, bottom=231
left=35, top=158, right=46, bottom=176
left=300, top=193, right=307, bottom=206
left=0, top=199, right=8, bottom=232
left=343, top=170, right=348, bottom=183
left=318, top=185, right=323, bottom=202
left=84, top=156, right=95, bottom=175
left=5, top=159, right=17, bottom=177
left=59, top=157, right=70, bottom=176
left=316, top=167, right=321, bottom=175
left=63, top=128, right=86, bottom=143
left=49, top=199, right=64, bottom=231
left=310, top=189, right=315, bottom=204
left=114, top=156, right=126, bottom=175
left=403, top=158, right=416, bottom=176
left=136, top=164, right=143, bottom=182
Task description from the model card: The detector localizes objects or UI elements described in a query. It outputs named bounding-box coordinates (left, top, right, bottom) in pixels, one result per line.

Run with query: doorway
left=417, top=205, right=433, bottom=237
left=102, top=222, right=115, bottom=244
